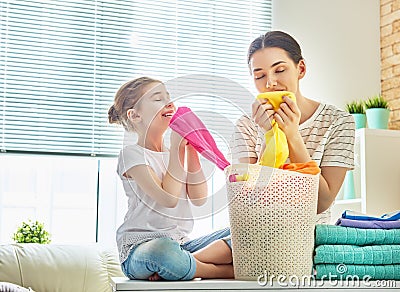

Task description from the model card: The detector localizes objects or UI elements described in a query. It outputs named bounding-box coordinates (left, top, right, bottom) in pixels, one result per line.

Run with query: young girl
left=108, top=77, right=233, bottom=281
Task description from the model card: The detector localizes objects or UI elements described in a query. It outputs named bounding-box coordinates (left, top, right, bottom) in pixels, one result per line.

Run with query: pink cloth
left=169, top=107, right=230, bottom=170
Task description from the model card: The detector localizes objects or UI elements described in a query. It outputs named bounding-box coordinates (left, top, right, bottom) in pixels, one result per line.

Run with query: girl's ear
left=298, top=59, right=306, bottom=80
left=127, top=108, right=141, bottom=122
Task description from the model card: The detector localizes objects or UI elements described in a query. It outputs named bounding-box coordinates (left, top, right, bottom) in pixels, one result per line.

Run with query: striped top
left=231, top=103, right=355, bottom=224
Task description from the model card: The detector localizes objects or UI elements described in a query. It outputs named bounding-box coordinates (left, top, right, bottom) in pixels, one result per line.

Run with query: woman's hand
left=251, top=98, right=275, bottom=132
left=274, top=95, right=301, bottom=140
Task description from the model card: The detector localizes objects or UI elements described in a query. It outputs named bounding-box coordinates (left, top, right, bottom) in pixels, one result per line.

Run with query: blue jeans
left=121, top=227, right=231, bottom=280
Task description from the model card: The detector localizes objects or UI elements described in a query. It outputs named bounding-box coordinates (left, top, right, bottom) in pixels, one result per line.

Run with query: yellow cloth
left=256, top=91, right=296, bottom=168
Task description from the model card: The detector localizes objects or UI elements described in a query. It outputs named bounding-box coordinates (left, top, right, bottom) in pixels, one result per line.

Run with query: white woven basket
left=225, top=163, right=318, bottom=280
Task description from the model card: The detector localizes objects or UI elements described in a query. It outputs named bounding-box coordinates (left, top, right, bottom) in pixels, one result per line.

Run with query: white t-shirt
left=116, top=144, right=193, bottom=263
left=231, top=103, right=355, bottom=224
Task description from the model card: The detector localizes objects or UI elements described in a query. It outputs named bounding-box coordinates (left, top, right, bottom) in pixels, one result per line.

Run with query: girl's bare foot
left=148, top=273, right=162, bottom=281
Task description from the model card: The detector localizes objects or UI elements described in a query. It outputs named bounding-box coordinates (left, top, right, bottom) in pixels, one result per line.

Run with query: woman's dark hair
left=247, top=31, right=303, bottom=65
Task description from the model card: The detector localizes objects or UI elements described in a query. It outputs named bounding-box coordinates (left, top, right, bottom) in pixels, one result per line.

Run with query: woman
left=232, top=30, right=355, bottom=223
left=184, top=30, right=355, bottom=267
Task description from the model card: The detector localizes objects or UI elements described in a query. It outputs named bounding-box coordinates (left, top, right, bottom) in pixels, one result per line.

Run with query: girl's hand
left=170, top=130, right=187, bottom=151
left=251, top=98, right=275, bottom=132
left=274, top=95, right=301, bottom=140
left=186, top=143, right=201, bottom=173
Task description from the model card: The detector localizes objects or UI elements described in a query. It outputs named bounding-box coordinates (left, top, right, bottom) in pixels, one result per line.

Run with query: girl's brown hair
left=108, top=76, right=161, bottom=131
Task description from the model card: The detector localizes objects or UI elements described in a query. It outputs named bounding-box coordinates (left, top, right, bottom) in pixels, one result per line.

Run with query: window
left=0, top=0, right=272, bottom=156
left=0, top=0, right=272, bottom=243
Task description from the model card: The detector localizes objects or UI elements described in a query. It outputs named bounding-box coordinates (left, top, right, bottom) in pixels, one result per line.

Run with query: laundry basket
left=225, top=163, right=319, bottom=280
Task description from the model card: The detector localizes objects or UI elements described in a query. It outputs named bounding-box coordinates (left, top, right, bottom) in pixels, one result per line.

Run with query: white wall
left=272, top=0, right=381, bottom=109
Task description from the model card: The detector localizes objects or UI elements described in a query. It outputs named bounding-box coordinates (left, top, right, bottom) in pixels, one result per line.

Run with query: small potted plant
left=12, top=220, right=51, bottom=244
left=364, top=95, right=390, bottom=129
left=345, top=100, right=366, bottom=129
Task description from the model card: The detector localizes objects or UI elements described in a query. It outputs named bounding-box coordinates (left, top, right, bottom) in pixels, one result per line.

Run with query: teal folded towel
left=315, top=264, right=400, bottom=280
left=315, top=224, right=400, bottom=246
left=314, top=245, right=400, bottom=264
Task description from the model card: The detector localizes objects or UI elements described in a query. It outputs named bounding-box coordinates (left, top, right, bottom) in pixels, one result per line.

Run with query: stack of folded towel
left=314, top=210, right=400, bottom=280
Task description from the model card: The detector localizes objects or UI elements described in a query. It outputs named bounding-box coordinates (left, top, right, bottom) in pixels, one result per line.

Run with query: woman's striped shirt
left=231, top=103, right=355, bottom=224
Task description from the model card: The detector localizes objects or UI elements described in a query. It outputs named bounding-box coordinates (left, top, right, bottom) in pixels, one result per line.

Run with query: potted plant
left=12, top=219, right=51, bottom=244
left=345, top=100, right=366, bottom=129
left=364, top=95, right=390, bottom=129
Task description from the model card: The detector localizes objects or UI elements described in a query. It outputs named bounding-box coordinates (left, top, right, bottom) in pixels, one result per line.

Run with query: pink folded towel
left=169, top=107, right=230, bottom=170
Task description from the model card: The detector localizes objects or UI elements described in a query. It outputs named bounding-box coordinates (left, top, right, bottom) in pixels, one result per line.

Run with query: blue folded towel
left=336, top=217, right=400, bottom=229
left=342, top=210, right=400, bottom=221
left=314, top=264, right=400, bottom=280
left=314, top=244, right=400, bottom=265
left=315, top=224, right=400, bottom=246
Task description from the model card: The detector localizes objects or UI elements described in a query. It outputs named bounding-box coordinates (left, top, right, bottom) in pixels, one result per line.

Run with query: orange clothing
left=280, top=161, right=321, bottom=175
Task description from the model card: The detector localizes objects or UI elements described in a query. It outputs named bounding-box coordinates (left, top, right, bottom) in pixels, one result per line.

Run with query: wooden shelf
left=333, top=128, right=400, bottom=220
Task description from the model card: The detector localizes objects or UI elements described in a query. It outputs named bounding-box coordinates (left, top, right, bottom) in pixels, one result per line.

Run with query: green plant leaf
left=365, top=95, right=389, bottom=109
left=12, top=219, right=51, bottom=244
left=345, top=100, right=365, bottom=114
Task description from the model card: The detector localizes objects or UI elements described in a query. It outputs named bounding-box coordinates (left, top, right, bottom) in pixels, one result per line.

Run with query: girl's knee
left=135, top=238, right=181, bottom=262
left=130, top=238, right=196, bottom=280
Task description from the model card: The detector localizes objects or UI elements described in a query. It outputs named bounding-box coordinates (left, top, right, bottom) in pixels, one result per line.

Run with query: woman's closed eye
left=255, top=74, right=265, bottom=80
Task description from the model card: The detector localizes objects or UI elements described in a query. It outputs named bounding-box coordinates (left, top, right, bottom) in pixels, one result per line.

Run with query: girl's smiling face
left=130, top=82, right=175, bottom=134
left=249, top=47, right=306, bottom=94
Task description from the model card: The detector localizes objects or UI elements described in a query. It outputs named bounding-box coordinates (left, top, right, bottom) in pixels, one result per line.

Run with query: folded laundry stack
left=314, top=210, right=400, bottom=280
